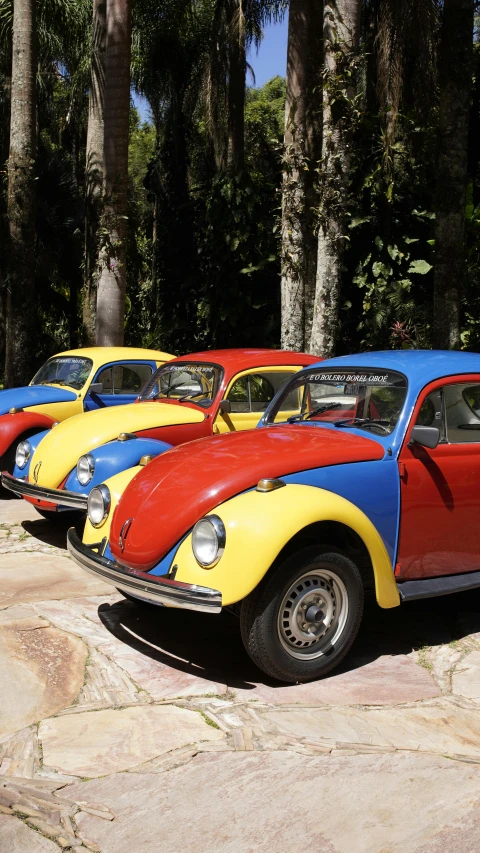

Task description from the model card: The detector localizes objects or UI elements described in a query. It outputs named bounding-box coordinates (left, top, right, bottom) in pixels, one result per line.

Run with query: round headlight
left=87, top=485, right=111, bottom=528
left=15, top=440, right=31, bottom=469
left=192, top=515, right=226, bottom=568
left=77, top=453, right=95, bottom=486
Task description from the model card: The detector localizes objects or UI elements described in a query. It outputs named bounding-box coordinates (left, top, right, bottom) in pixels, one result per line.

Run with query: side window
left=95, top=363, right=153, bottom=396
left=226, top=372, right=293, bottom=414
left=227, top=376, right=249, bottom=412
left=96, top=366, right=113, bottom=394
left=415, top=389, right=445, bottom=441
left=249, top=374, right=275, bottom=412
left=445, top=383, right=480, bottom=443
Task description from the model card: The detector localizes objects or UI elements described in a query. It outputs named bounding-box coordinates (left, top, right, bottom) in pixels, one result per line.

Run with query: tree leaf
left=408, top=259, right=432, bottom=275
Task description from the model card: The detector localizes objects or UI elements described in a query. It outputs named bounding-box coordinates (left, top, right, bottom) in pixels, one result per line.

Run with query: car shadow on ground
left=21, top=514, right=84, bottom=550
left=97, top=587, right=480, bottom=690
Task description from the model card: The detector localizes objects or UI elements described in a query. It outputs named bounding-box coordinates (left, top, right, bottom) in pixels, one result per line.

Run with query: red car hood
left=110, top=425, right=384, bottom=570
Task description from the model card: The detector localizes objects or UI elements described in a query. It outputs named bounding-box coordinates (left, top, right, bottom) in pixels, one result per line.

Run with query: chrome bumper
left=1, top=472, right=88, bottom=510
left=66, top=529, right=223, bottom=614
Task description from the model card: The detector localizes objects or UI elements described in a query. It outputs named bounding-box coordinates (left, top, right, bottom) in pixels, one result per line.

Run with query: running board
left=397, top=570, right=480, bottom=602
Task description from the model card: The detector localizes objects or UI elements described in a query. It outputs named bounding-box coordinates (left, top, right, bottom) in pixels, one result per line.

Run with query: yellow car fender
left=82, top=465, right=142, bottom=547
left=29, top=402, right=204, bottom=488
left=173, top=484, right=400, bottom=609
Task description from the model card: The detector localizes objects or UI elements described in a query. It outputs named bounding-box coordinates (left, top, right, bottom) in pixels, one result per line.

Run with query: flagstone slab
left=265, top=698, right=480, bottom=757
left=452, top=650, right=480, bottom=700
left=0, top=605, right=47, bottom=628
left=0, top=499, right=40, bottom=525
left=231, top=653, right=441, bottom=706
left=98, top=639, right=226, bottom=700
left=0, top=552, right=113, bottom=608
left=39, top=705, right=225, bottom=777
left=0, top=814, right=59, bottom=852
left=0, top=617, right=87, bottom=739
left=33, top=598, right=122, bottom=647
left=58, top=751, right=480, bottom=853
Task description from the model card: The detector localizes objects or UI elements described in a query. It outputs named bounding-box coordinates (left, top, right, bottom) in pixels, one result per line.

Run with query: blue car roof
left=306, top=350, right=480, bottom=398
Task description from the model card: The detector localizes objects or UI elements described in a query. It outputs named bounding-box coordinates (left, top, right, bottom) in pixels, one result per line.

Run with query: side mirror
left=409, top=425, right=440, bottom=449
left=219, top=400, right=232, bottom=414
left=89, top=382, right=103, bottom=395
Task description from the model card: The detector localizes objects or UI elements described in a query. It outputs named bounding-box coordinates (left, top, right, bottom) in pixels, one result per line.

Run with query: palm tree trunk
left=281, top=0, right=323, bottom=351
left=433, top=0, right=473, bottom=349
left=0, top=56, right=11, bottom=371
left=227, top=0, right=246, bottom=173
left=95, top=0, right=131, bottom=345
left=309, top=0, right=361, bottom=358
left=83, top=0, right=106, bottom=345
left=5, top=0, right=36, bottom=386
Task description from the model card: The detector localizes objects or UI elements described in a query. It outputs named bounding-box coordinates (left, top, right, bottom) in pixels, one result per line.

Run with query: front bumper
left=66, top=529, right=223, bottom=614
left=1, top=472, right=88, bottom=510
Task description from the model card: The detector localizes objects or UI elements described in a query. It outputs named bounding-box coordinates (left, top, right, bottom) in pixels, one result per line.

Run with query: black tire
left=240, top=545, right=364, bottom=684
left=0, top=442, right=18, bottom=496
left=1, top=442, right=17, bottom=475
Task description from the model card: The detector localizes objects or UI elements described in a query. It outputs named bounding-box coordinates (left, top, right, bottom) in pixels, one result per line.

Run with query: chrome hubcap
left=277, top=568, right=349, bottom=660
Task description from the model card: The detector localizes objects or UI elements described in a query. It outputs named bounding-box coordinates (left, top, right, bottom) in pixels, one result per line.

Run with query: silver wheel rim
left=277, top=567, right=349, bottom=660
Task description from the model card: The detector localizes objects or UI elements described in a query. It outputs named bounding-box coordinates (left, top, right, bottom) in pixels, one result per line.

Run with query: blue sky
left=133, top=14, right=289, bottom=123
left=247, top=13, right=288, bottom=87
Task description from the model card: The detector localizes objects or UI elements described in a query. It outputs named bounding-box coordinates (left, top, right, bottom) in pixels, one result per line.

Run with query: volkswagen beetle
left=0, top=347, right=174, bottom=478
left=67, top=350, right=480, bottom=683
left=2, top=349, right=317, bottom=517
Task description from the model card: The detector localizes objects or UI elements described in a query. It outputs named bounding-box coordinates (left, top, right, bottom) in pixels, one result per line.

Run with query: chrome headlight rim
left=77, top=453, right=95, bottom=486
left=87, top=484, right=111, bottom=528
left=192, top=514, right=226, bottom=568
left=15, top=440, right=32, bottom=470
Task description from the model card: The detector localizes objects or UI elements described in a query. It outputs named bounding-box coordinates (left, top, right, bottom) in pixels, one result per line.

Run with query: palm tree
left=280, top=0, right=323, bottom=351
left=226, top=0, right=246, bottom=172
left=309, top=0, right=361, bottom=358
left=83, top=0, right=106, bottom=345
left=95, top=0, right=132, bottom=345
left=5, top=0, right=37, bottom=386
left=433, top=0, right=474, bottom=348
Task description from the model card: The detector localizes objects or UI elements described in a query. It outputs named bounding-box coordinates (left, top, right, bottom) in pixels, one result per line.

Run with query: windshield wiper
left=333, top=417, right=392, bottom=433
left=178, top=391, right=208, bottom=402
left=287, top=402, right=343, bottom=424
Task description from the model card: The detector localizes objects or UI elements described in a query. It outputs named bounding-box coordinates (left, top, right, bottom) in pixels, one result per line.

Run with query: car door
left=213, top=368, right=299, bottom=433
left=396, top=375, right=480, bottom=579
left=84, top=362, right=155, bottom=411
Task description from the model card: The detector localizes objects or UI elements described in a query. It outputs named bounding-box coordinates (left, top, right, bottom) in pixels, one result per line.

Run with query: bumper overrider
left=1, top=472, right=88, bottom=510
left=66, top=529, right=223, bottom=614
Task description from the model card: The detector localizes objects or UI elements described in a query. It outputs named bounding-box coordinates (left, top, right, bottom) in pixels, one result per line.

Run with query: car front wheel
left=240, top=546, right=364, bottom=684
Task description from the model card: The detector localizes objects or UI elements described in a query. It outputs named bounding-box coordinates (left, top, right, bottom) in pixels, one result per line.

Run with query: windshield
left=139, top=362, right=223, bottom=407
left=264, top=367, right=407, bottom=435
left=31, top=356, right=93, bottom=391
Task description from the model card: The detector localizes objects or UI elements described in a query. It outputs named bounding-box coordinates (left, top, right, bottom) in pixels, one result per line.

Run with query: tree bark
left=95, top=0, right=131, bottom=346
left=226, top=0, right=246, bottom=173
left=309, top=0, right=361, bottom=358
left=5, top=0, right=36, bottom=386
left=281, top=0, right=323, bottom=351
left=433, top=0, right=473, bottom=349
left=83, top=0, right=106, bottom=345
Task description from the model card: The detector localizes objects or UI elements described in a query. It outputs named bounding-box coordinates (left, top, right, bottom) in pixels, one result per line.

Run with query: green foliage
left=332, top=54, right=439, bottom=351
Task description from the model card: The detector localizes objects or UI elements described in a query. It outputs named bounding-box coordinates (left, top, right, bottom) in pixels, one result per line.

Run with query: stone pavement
left=2, top=497, right=480, bottom=852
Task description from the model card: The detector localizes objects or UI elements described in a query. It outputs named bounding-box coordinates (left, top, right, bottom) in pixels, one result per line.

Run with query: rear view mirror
left=409, top=425, right=440, bottom=449
left=219, top=400, right=231, bottom=414
left=89, top=382, right=103, bottom=394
